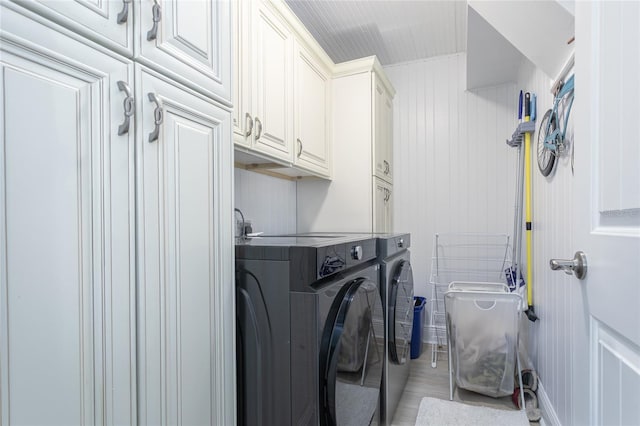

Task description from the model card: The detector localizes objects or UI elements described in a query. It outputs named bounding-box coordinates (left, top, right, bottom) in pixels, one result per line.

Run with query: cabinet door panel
left=373, top=75, right=393, bottom=184
left=252, top=2, right=293, bottom=161
left=232, top=0, right=252, bottom=146
left=10, top=0, right=133, bottom=56
left=136, top=0, right=231, bottom=106
left=0, top=9, right=135, bottom=425
left=295, top=43, right=330, bottom=177
left=136, top=66, right=234, bottom=426
left=373, top=178, right=392, bottom=233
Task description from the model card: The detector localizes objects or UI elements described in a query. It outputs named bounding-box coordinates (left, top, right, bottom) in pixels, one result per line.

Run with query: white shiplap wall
left=517, top=60, right=577, bottom=426
left=234, top=168, right=297, bottom=235
left=384, top=53, right=519, bottom=300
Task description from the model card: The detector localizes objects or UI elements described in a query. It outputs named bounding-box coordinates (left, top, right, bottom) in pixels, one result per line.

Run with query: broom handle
left=524, top=93, right=533, bottom=308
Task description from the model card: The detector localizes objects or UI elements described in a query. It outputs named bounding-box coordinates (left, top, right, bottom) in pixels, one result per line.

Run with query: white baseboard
left=537, top=381, right=562, bottom=426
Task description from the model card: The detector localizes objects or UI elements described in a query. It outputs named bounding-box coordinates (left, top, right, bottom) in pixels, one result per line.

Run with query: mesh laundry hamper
left=444, top=283, right=524, bottom=403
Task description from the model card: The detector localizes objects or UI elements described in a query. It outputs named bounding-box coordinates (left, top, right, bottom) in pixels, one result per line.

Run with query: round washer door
left=320, top=277, right=383, bottom=426
left=389, top=260, right=414, bottom=365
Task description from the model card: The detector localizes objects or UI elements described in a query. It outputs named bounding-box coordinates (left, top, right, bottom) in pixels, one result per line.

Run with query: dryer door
left=320, top=277, right=383, bottom=426
left=389, top=260, right=414, bottom=365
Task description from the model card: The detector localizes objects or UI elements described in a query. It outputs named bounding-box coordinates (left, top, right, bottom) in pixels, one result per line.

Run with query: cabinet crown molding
left=332, top=56, right=396, bottom=98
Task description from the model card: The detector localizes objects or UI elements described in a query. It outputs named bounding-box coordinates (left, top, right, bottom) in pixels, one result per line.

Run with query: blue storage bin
left=411, top=296, right=426, bottom=359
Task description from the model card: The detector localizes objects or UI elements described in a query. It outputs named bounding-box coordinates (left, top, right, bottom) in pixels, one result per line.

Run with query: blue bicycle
left=537, top=74, right=575, bottom=176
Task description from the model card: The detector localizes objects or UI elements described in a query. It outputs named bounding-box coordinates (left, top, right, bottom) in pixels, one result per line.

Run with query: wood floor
left=390, top=345, right=536, bottom=426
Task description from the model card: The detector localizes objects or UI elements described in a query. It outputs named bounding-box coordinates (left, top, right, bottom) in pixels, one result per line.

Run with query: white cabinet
left=251, top=0, right=294, bottom=160
left=11, top=0, right=232, bottom=105
left=1, top=4, right=235, bottom=425
left=233, top=0, right=332, bottom=179
left=374, top=178, right=393, bottom=233
left=297, top=57, right=395, bottom=233
left=374, top=74, right=394, bottom=184
left=294, top=40, right=331, bottom=177
left=0, top=7, right=135, bottom=424
left=135, top=65, right=233, bottom=425
left=134, top=0, right=231, bottom=106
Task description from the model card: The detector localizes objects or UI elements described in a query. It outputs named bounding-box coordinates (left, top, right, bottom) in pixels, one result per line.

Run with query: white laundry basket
left=444, top=282, right=525, bottom=408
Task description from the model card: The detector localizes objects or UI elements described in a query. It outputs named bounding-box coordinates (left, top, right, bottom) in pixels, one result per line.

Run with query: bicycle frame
left=543, top=74, right=575, bottom=153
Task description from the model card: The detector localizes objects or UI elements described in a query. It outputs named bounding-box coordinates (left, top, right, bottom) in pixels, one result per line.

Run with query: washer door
left=320, top=277, right=383, bottom=426
left=389, top=260, right=414, bottom=365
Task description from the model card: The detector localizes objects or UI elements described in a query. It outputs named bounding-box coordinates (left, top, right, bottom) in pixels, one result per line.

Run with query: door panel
left=135, top=0, right=231, bottom=105
left=373, top=178, right=393, bottom=233
left=321, top=278, right=382, bottom=426
left=295, top=42, right=330, bottom=177
left=252, top=1, right=293, bottom=161
left=574, top=2, right=640, bottom=424
left=10, top=0, right=133, bottom=56
left=389, top=260, right=414, bottom=365
left=136, top=65, right=232, bottom=425
left=0, top=9, right=135, bottom=425
left=373, top=75, right=392, bottom=184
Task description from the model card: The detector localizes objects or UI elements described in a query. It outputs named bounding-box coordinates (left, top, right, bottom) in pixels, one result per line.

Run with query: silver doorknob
left=549, top=251, right=587, bottom=280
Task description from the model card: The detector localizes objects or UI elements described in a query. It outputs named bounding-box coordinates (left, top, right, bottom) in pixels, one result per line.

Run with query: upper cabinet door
left=1, top=7, right=135, bottom=425
left=135, top=0, right=231, bottom=106
left=10, top=0, right=134, bottom=56
left=294, top=41, right=331, bottom=178
left=373, top=74, right=393, bottom=184
left=251, top=1, right=294, bottom=161
left=232, top=0, right=252, bottom=147
left=135, top=64, right=234, bottom=426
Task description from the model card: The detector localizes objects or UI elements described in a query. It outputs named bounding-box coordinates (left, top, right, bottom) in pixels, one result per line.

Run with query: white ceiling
left=284, top=0, right=467, bottom=65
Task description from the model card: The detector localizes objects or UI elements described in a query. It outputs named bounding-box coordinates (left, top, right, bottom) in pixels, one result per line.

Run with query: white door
left=294, top=41, right=330, bottom=177
left=573, top=2, right=640, bottom=425
left=11, top=0, right=133, bottom=56
left=251, top=1, right=294, bottom=161
left=135, top=0, right=231, bottom=106
left=232, top=0, right=253, bottom=147
left=374, top=178, right=392, bottom=233
left=373, top=75, right=393, bottom=184
left=135, top=64, right=234, bottom=426
left=0, top=7, right=135, bottom=425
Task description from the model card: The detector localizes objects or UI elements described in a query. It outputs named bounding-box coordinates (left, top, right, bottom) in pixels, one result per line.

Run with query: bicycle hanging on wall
left=536, top=74, right=575, bottom=177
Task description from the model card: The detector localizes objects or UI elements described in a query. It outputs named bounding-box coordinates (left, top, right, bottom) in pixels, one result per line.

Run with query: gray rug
left=415, top=397, right=529, bottom=426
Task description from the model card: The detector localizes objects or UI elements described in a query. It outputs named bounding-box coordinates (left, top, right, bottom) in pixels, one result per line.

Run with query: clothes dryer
left=377, top=234, right=414, bottom=425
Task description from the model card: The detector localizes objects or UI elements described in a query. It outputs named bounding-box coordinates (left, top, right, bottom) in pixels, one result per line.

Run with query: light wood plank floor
left=391, top=345, right=537, bottom=426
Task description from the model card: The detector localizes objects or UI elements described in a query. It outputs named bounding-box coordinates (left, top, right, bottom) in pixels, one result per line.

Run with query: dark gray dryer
left=377, top=234, right=414, bottom=426
left=236, top=234, right=384, bottom=426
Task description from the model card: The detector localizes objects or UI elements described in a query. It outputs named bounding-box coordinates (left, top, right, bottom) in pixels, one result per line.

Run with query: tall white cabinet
left=0, top=3, right=234, bottom=425
left=297, top=57, right=395, bottom=233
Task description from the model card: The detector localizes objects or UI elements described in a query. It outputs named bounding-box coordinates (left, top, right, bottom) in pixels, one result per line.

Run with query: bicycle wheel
left=537, top=109, right=557, bottom=177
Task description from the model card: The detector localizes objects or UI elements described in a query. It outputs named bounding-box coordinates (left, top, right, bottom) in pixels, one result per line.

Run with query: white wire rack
left=427, top=233, right=512, bottom=368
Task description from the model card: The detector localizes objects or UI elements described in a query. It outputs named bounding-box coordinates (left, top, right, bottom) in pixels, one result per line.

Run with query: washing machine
left=236, top=234, right=384, bottom=426
left=377, top=234, right=414, bottom=425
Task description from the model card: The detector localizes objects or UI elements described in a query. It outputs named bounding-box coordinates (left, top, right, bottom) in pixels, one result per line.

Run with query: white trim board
left=537, top=381, right=562, bottom=426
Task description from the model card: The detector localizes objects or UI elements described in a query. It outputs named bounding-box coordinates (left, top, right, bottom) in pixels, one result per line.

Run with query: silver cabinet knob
left=550, top=251, right=587, bottom=280
left=351, top=245, right=363, bottom=260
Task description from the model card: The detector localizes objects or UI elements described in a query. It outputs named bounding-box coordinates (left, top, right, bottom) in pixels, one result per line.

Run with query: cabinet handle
left=297, top=138, right=303, bottom=157
left=244, top=112, right=253, bottom=138
left=117, top=0, right=131, bottom=24
left=254, top=117, right=262, bottom=140
left=147, top=92, right=164, bottom=143
left=146, top=0, right=162, bottom=41
left=117, top=81, right=134, bottom=135
left=383, top=160, right=389, bottom=174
